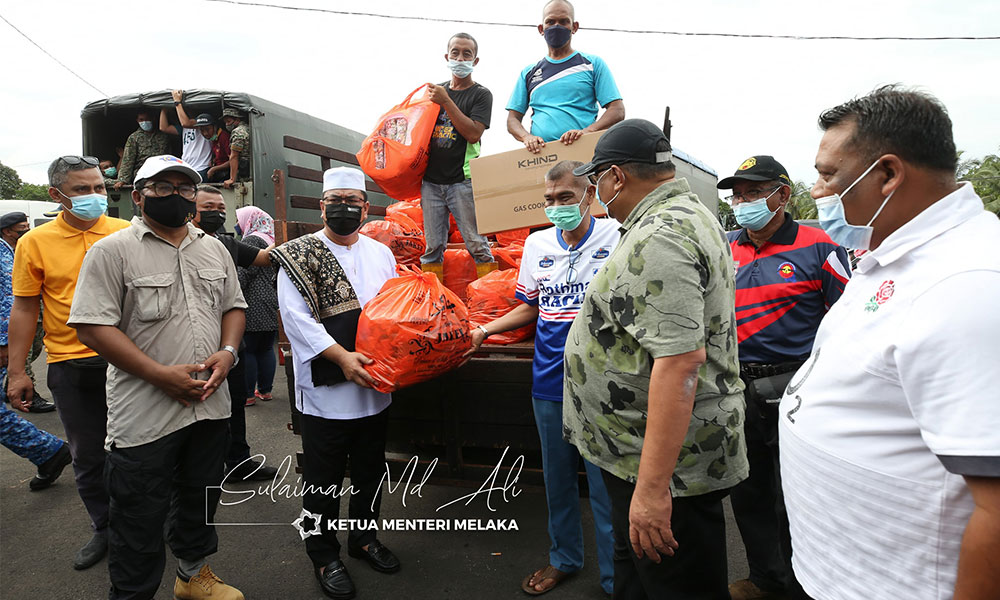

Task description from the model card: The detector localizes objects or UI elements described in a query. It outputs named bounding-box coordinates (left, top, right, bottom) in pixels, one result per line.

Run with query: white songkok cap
left=322, top=166, right=366, bottom=194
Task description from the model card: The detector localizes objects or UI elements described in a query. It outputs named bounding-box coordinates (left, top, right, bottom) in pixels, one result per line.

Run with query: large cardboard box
left=470, top=132, right=606, bottom=234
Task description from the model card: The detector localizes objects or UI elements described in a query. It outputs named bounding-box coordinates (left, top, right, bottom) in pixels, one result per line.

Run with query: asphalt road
left=1, top=355, right=749, bottom=599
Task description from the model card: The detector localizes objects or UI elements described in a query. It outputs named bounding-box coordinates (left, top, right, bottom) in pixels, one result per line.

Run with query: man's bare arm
left=954, top=475, right=1000, bottom=600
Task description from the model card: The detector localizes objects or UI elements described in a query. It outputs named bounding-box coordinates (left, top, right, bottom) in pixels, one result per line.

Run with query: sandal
left=255, top=390, right=273, bottom=401
left=520, top=565, right=574, bottom=596
left=245, top=396, right=256, bottom=407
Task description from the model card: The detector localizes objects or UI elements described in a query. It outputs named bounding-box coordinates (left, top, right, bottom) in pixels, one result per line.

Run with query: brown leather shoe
left=729, top=579, right=783, bottom=600
left=174, top=564, right=245, bottom=600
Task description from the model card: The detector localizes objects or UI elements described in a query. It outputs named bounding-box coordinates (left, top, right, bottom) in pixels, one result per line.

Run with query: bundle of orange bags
left=360, top=213, right=425, bottom=266
left=355, top=265, right=471, bottom=393
left=466, top=269, right=535, bottom=345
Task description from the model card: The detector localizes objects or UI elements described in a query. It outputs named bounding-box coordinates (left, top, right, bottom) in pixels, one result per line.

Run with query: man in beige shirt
left=69, top=155, right=247, bottom=600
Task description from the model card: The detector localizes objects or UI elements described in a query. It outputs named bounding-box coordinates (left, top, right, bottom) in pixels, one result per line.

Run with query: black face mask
left=143, top=194, right=196, bottom=228
left=325, top=204, right=364, bottom=236
left=198, top=210, right=225, bottom=234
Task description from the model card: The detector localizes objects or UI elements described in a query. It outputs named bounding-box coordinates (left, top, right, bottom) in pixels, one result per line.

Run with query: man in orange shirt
left=7, top=155, right=130, bottom=570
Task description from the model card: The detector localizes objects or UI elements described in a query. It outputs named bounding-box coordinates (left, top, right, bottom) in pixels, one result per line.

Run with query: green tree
left=786, top=180, right=817, bottom=220
left=1, top=161, right=22, bottom=198
left=958, top=148, right=1000, bottom=216
left=717, top=199, right=737, bottom=231
left=16, top=183, right=50, bottom=201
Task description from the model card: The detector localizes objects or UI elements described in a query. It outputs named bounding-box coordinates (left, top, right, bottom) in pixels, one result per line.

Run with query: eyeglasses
left=724, top=185, right=782, bottom=205
left=566, top=249, right=582, bottom=284
left=322, top=196, right=367, bottom=208
left=143, top=182, right=198, bottom=200
left=588, top=166, right=613, bottom=185
left=59, top=155, right=100, bottom=167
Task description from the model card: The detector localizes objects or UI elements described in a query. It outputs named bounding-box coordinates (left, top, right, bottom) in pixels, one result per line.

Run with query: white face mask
left=814, top=158, right=893, bottom=250
left=448, top=59, right=474, bottom=77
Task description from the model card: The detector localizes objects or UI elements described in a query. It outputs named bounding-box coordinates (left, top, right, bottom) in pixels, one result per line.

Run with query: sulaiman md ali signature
left=219, top=447, right=525, bottom=513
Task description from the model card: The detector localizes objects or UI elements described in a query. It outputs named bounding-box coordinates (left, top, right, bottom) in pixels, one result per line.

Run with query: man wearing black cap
left=563, top=119, right=747, bottom=598
left=717, top=156, right=850, bottom=600
left=0, top=211, right=54, bottom=412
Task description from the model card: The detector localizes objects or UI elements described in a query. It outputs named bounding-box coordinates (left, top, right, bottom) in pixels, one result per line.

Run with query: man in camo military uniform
left=221, top=108, right=251, bottom=189
left=113, top=108, right=171, bottom=190
left=566, top=119, right=747, bottom=599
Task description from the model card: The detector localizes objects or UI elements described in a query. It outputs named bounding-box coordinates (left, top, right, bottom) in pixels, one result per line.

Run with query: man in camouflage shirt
left=567, top=119, right=747, bottom=598
left=221, top=108, right=251, bottom=188
left=113, top=108, right=170, bottom=190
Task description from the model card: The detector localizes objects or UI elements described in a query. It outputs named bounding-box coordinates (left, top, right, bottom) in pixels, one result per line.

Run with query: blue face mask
left=234, top=223, right=243, bottom=236
left=543, top=24, right=573, bottom=48
left=58, top=190, right=108, bottom=220
left=733, top=187, right=781, bottom=231
left=448, top=59, right=475, bottom=78
left=595, top=169, right=620, bottom=211
left=545, top=200, right=585, bottom=231
left=138, top=121, right=153, bottom=132
left=815, top=158, right=893, bottom=251
left=103, top=166, right=117, bottom=178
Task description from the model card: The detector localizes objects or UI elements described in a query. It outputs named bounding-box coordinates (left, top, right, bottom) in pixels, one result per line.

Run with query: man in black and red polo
left=719, top=155, right=850, bottom=600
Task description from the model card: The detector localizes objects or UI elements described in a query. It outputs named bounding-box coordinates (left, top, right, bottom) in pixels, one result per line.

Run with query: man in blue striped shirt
left=506, top=0, right=624, bottom=154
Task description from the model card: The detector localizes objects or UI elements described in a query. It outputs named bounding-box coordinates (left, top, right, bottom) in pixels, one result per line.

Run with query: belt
left=740, top=361, right=804, bottom=381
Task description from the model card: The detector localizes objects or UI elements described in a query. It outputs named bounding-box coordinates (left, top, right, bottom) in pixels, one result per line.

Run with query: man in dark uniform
left=718, top=155, right=850, bottom=600
left=190, top=185, right=277, bottom=481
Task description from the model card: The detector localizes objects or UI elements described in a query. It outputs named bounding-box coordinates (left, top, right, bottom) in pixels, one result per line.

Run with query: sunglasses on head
left=59, top=155, right=100, bottom=167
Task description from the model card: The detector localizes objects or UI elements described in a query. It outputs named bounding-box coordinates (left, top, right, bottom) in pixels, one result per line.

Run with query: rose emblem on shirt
left=865, top=279, right=895, bottom=312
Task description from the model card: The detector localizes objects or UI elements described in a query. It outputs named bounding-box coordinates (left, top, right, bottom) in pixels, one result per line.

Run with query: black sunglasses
left=59, top=155, right=100, bottom=167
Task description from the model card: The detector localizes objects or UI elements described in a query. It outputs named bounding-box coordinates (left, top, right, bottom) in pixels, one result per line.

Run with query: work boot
left=728, top=579, right=783, bottom=600
left=421, top=262, right=444, bottom=282
left=174, top=564, right=245, bottom=600
left=475, top=261, right=499, bottom=278
left=30, top=443, right=72, bottom=491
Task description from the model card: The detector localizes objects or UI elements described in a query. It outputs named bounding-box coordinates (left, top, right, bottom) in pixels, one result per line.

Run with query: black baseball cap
left=572, top=119, right=673, bottom=177
left=0, top=211, right=28, bottom=229
left=194, top=113, right=215, bottom=127
left=717, top=155, right=791, bottom=189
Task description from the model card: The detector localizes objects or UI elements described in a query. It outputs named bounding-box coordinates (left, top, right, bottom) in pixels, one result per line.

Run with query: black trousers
left=301, top=408, right=389, bottom=568
left=105, top=418, right=229, bottom=600
left=225, top=351, right=251, bottom=467
left=47, top=358, right=110, bottom=531
left=602, top=470, right=731, bottom=600
left=729, top=395, right=798, bottom=594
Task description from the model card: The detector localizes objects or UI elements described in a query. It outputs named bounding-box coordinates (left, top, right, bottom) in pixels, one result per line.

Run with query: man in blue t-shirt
left=468, top=161, right=619, bottom=596
left=506, top=0, right=625, bottom=154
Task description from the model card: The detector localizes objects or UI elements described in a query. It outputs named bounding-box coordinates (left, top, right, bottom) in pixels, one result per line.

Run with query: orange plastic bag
left=356, top=265, right=471, bottom=392
left=360, top=213, right=425, bottom=266
left=466, top=270, right=535, bottom=345
left=386, top=200, right=424, bottom=232
left=443, top=248, right=477, bottom=302
left=493, top=245, right=524, bottom=271
left=357, top=85, right=441, bottom=201
left=495, top=228, right=531, bottom=247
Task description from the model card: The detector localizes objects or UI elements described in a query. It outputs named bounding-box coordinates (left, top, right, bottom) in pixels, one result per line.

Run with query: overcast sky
left=2, top=0, right=998, bottom=199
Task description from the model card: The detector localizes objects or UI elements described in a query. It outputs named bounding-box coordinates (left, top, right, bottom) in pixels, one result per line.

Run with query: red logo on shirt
left=865, top=279, right=895, bottom=313
left=778, top=262, right=796, bottom=280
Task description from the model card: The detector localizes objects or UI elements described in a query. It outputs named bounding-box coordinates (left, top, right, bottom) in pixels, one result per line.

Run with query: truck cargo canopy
left=81, top=89, right=257, bottom=118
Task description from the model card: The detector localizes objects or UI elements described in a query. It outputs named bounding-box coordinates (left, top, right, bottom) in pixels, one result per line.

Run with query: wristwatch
left=477, top=325, right=489, bottom=337
left=222, top=345, right=239, bottom=367
left=174, top=101, right=181, bottom=106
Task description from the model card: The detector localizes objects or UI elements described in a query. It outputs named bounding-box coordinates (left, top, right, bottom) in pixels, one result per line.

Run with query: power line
left=0, top=12, right=108, bottom=97
left=203, top=0, right=1000, bottom=41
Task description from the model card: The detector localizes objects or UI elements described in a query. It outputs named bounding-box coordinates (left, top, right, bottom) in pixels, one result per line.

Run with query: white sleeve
left=896, top=270, right=1000, bottom=476
left=515, top=239, right=539, bottom=305
left=277, top=268, right=336, bottom=362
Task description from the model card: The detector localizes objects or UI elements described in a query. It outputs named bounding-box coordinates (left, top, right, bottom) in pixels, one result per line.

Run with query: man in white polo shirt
left=779, top=85, right=1000, bottom=600
left=469, top=160, right=619, bottom=596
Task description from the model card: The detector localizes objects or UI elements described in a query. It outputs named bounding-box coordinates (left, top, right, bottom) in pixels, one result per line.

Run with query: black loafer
left=315, top=559, right=356, bottom=599
left=225, top=459, right=279, bottom=482
left=30, top=443, right=72, bottom=491
left=348, top=540, right=400, bottom=573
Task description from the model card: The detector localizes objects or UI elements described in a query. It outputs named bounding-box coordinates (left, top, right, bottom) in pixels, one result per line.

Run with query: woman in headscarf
left=235, top=206, right=278, bottom=405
